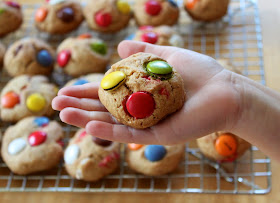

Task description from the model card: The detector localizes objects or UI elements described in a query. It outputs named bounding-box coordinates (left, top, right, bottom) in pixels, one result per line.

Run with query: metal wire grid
left=0, top=0, right=271, bottom=193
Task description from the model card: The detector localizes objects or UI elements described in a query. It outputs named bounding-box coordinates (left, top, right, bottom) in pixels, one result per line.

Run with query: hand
left=52, top=40, right=242, bottom=145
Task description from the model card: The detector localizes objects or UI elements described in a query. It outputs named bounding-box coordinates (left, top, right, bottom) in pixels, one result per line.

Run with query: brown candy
left=57, top=7, right=74, bottom=23
left=92, top=136, right=112, bottom=147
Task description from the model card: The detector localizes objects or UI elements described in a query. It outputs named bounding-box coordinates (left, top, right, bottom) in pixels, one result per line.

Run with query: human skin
left=52, top=41, right=280, bottom=162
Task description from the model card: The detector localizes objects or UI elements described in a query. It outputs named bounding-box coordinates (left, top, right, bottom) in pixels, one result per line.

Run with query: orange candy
left=1, top=92, right=20, bottom=108
left=35, top=7, right=48, bottom=22
left=215, top=134, right=237, bottom=157
left=186, top=0, right=199, bottom=9
left=78, top=33, right=92, bottom=39
left=128, top=143, right=143, bottom=150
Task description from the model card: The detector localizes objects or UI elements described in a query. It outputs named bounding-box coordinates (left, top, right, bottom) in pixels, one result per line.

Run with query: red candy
left=1, top=92, right=20, bottom=108
left=141, top=32, right=158, bottom=44
left=95, top=11, right=112, bottom=27
left=5, top=1, right=21, bottom=9
left=28, top=131, right=47, bottom=146
left=126, top=92, right=155, bottom=119
left=57, top=50, right=71, bottom=67
left=98, top=152, right=120, bottom=167
left=145, top=0, right=162, bottom=16
left=139, top=25, right=153, bottom=30
left=57, top=140, right=64, bottom=147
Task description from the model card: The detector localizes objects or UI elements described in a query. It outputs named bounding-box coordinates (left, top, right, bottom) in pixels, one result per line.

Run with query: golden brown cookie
left=0, top=1, right=23, bottom=37
left=64, top=73, right=104, bottom=87
left=98, top=52, right=186, bottom=129
left=184, top=0, right=230, bottom=22
left=83, top=0, right=132, bottom=33
left=129, top=25, right=184, bottom=47
left=56, top=34, right=110, bottom=77
left=4, top=38, right=55, bottom=77
left=134, top=0, right=179, bottom=26
left=1, top=116, right=64, bottom=175
left=0, top=75, right=57, bottom=122
left=64, top=129, right=120, bottom=181
left=34, top=0, right=83, bottom=34
left=197, top=132, right=251, bottom=162
left=0, top=42, right=5, bottom=67
left=126, top=144, right=184, bottom=176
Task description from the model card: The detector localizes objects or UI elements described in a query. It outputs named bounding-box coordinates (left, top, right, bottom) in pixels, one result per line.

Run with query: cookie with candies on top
left=197, top=132, right=251, bottom=162
left=0, top=1, right=23, bottom=37
left=126, top=144, right=184, bottom=176
left=64, top=129, right=120, bottom=182
left=1, top=116, right=64, bottom=175
left=34, top=0, right=83, bottom=34
left=127, top=25, right=184, bottom=47
left=64, top=73, right=104, bottom=87
left=134, top=0, right=179, bottom=27
left=184, top=0, right=230, bottom=22
left=56, top=34, right=110, bottom=77
left=0, top=75, right=57, bottom=122
left=83, top=0, right=132, bottom=33
left=98, top=52, right=186, bottom=129
left=4, top=38, right=55, bottom=77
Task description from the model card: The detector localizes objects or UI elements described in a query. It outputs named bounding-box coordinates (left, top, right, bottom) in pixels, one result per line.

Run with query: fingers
left=58, top=82, right=99, bottom=99
left=52, top=95, right=107, bottom=112
left=59, top=108, right=117, bottom=128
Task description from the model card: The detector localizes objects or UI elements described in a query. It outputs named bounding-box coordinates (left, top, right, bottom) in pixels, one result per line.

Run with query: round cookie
left=83, top=0, right=131, bottom=33
left=4, top=38, right=55, bottom=77
left=0, top=42, right=5, bottom=67
left=126, top=144, right=184, bottom=176
left=64, top=73, right=104, bottom=87
left=98, top=52, right=186, bottom=129
left=0, top=75, right=57, bottom=122
left=197, top=132, right=251, bottom=162
left=128, top=25, right=184, bottom=47
left=35, top=0, right=83, bottom=34
left=64, top=129, right=120, bottom=181
left=56, top=34, right=110, bottom=77
left=134, top=0, right=179, bottom=27
left=0, top=1, right=23, bottom=37
left=1, top=116, right=64, bottom=175
left=184, top=0, right=230, bottom=22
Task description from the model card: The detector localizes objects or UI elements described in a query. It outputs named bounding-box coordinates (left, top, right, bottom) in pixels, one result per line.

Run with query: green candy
left=0, top=8, right=5, bottom=15
left=90, top=41, right=107, bottom=55
left=146, top=60, right=173, bottom=80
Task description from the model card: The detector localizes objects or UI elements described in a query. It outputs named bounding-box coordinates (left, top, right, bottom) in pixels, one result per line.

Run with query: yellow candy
left=101, top=71, right=126, bottom=91
left=117, top=0, right=131, bottom=15
left=26, top=93, right=46, bottom=112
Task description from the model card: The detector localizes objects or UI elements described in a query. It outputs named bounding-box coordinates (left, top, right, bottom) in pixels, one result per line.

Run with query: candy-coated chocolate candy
left=186, top=0, right=199, bottom=9
left=95, top=11, right=112, bottom=27
left=28, top=131, right=47, bottom=146
left=8, top=138, right=26, bottom=155
left=128, top=143, right=143, bottom=150
left=5, top=1, right=21, bottom=9
left=79, top=131, right=87, bottom=139
left=117, top=0, right=131, bottom=14
left=90, top=42, right=107, bottom=55
left=57, top=50, right=71, bottom=67
left=141, top=32, right=158, bottom=44
left=57, top=7, right=74, bottom=23
left=215, top=134, right=237, bottom=157
left=146, top=60, right=173, bottom=80
left=125, top=33, right=135, bottom=40
left=64, top=144, right=80, bottom=164
left=36, top=50, right=53, bottom=67
left=92, top=136, right=112, bottom=147
left=139, top=25, right=153, bottom=30
left=101, top=71, right=126, bottom=91
left=1, top=92, right=20, bottom=108
left=167, top=0, right=178, bottom=7
left=126, top=92, right=155, bottom=119
left=78, top=33, right=91, bottom=39
left=35, top=7, right=48, bottom=22
left=49, top=0, right=66, bottom=5
left=169, top=34, right=184, bottom=47
left=145, top=0, right=162, bottom=16
left=26, top=93, right=46, bottom=112
left=144, top=145, right=166, bottom=162
left=73, top=79, right=89, bottom=86
left=57, top=139, right=64, bottom=147
left=0, top=8, right=5, bottom=15
left=34, top=117, right=50, bottom=127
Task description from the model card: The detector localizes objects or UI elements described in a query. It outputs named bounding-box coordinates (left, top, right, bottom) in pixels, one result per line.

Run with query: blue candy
left=36, top=50, right=53, bottom=67
left=144, top=145, right=167, bottom=162
left=167, top=0, right=177, bottom=7
left=73, top=79, right=89, bottom=86
left=125, top=33, right=136, bottom=40
left=34, top=117, right=50, bottom=127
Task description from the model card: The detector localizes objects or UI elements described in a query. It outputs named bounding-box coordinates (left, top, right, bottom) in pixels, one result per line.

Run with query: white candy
left=8, top=138, right=27, bottom=155
left=169, top=34, right=184, bottom=48
left=64, top=144, right=80, bottom=165
left=49, top=0, right=66, bottom=5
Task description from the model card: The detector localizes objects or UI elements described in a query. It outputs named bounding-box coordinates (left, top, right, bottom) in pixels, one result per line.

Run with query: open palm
left=52, top=41, right=242, bottom=145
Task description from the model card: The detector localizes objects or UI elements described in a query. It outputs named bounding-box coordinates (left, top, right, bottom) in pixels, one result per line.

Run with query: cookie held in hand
left=98, top=52, right=186, bottom=129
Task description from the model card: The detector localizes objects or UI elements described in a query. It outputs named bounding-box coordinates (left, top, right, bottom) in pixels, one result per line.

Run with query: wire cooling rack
left=0, top=0, right=271, bottom=193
